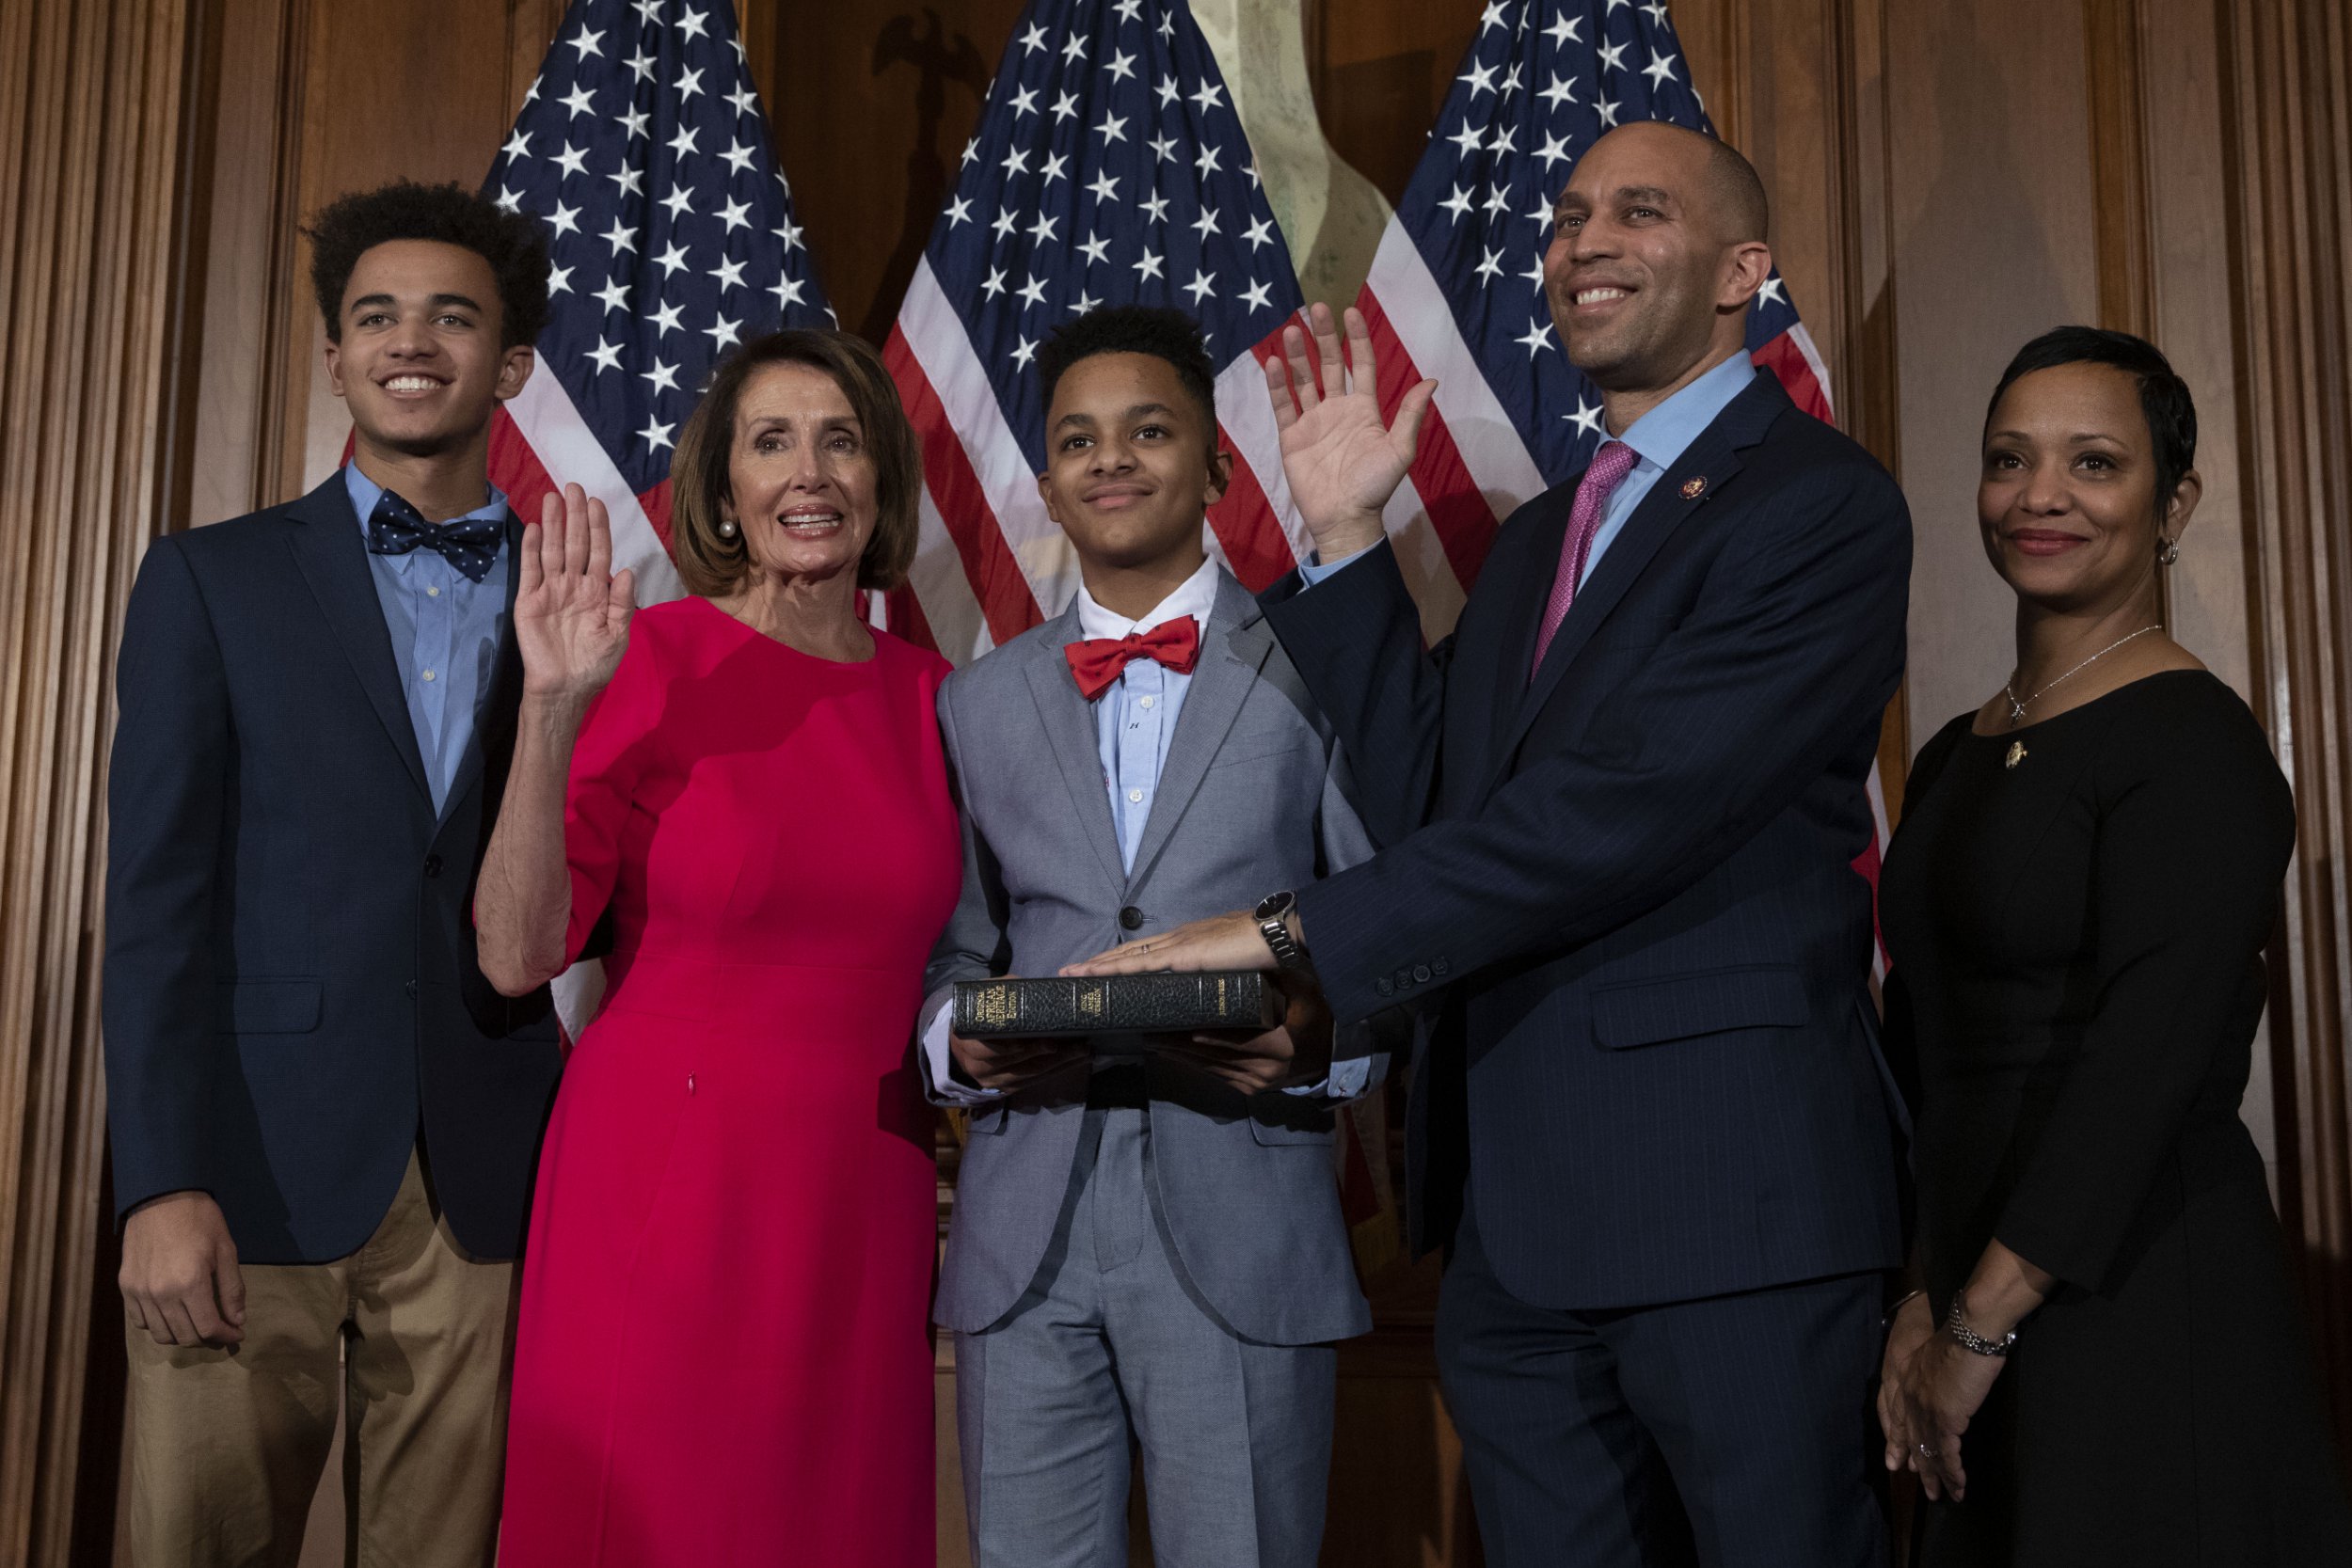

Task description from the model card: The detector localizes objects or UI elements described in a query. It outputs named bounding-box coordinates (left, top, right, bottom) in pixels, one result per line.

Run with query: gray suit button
left=1413, top=963, right=1433, bottom=983
left=1119, top=906, right=1144, bottom=930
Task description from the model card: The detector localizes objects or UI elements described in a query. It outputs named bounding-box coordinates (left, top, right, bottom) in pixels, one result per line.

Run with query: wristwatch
left=1252, top=890, right=1311, bottom=972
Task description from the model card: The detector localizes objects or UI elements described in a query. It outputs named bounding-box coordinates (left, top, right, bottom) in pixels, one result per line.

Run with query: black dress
left=1880, top=671, right=2352, bottom=1567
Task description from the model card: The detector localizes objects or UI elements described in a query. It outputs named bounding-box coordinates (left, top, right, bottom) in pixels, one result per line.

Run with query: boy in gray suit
left=920, top=307, right=1388, bottom=1568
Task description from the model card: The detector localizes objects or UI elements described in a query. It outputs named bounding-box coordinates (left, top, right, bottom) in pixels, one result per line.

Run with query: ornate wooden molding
left=0, top=1, right=199, bottom=1563
left=2219, top=0, right=2352, bottom=1454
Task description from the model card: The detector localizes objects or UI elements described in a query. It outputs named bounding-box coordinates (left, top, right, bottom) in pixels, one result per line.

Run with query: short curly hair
left=1037, top=306, right=1219, bottom=436
left=303, top=181, right=550, bottom=349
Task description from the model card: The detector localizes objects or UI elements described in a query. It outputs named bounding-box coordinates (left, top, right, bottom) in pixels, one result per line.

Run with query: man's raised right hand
left=1262, top=301, right=1436, bottom=563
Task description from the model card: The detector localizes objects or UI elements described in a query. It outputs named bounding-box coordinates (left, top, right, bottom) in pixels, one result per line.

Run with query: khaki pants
left=121, top=1150, right=518, bottom=1568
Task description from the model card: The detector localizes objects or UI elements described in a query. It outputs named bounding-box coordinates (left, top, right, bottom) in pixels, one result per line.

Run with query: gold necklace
left=2003, top=625, right=2164, bottom=729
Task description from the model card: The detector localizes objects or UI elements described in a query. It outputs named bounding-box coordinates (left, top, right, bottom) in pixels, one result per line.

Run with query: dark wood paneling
left=767, top=2, right=1026, bottom=344
left=2219, top=0, right=2352, bottom=1463
left=0, top=2, right=199, bottom=1565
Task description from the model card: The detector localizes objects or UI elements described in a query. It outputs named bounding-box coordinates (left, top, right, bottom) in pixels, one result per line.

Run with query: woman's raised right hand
left=517, top=482, right=636, bottom=705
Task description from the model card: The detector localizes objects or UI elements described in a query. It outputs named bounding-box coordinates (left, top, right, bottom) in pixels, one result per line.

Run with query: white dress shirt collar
left=1073, top=550, right=1220, bottom=642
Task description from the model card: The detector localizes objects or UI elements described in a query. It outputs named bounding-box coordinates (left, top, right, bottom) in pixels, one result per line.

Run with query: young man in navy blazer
left=103, top=182, right=562, bottom=1566
left=1073, top=124, right=1911, bottom=1565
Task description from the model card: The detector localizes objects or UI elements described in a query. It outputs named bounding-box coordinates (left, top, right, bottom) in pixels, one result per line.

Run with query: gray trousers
left=953, top=1105, right=1337, bottom=1568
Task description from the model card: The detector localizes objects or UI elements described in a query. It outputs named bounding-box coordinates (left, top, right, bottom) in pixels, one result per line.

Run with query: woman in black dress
left=1875, top=326, right=2352, bottom=1565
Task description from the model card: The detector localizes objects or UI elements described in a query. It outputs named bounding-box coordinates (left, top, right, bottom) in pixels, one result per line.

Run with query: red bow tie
left=1064, top=617, right=1202, bottom=701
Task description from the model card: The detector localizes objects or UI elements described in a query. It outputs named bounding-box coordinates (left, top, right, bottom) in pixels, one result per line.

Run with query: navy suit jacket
left=103, top=473, right=564, bottom=1263
left=1264, top=372, right=1909, bottom=1310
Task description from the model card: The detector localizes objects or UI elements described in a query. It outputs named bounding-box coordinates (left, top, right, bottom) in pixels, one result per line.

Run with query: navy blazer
left=1265, top=372, right=1909, bottom=1310
left=103, top=473, right=564, bottom=1263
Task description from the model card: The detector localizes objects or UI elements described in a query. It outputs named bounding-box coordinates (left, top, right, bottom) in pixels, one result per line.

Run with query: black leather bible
left=951, top=972, right=1279, bottom=1038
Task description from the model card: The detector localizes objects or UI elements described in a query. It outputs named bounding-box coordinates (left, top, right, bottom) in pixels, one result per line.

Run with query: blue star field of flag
left=1399, top=0, right=1806, bottom=483
left=925, top=0, right=1305, bottom=471
left=485, top=0, right=834, bottom=496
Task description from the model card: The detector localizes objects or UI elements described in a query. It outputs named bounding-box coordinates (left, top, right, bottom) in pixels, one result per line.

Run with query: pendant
left=2005, top=741, right=2027, bottom=770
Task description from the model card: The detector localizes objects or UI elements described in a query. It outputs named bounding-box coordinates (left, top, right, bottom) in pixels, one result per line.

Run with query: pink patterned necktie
left=1531, top=439, right=1638, bottom=675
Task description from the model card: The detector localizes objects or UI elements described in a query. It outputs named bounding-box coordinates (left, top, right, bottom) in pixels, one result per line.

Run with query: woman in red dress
left=476, top=329, right=958, bottom=1566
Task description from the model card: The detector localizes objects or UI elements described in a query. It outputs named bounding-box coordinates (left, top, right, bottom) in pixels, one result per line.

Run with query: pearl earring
left=719, top=518, right=738, bottom=538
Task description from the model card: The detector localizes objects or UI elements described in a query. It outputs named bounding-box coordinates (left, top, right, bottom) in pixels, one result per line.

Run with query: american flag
left=1359, top=0, right=1888, bottom=945
left=480, top=0, right=834, bottom=604
left=880, top=0, right=1311, bottom=661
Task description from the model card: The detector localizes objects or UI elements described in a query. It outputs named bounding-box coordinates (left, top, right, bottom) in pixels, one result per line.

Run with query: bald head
left=1586, top=120, right=1769, bottom=245
left=1543, top=119, right=1778, bottom=411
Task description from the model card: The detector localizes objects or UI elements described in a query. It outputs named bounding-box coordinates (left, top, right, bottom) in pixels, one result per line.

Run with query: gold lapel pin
left=1680, top=476, right=1708, bottom=499
left=2005, top=740, right=2027, bottom=769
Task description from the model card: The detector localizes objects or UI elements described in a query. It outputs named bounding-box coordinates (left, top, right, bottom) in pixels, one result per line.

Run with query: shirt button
left=1127, top=788, right=1144, bottom=803
left=1139, top=695, right=1155, bottom=709
left=426, top=586, right=440, bottom=598
left=421, top=669, right=437, bottom=682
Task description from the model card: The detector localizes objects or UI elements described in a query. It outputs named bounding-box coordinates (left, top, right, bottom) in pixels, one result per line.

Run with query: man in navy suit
left=103, top=182, right=563, bottom=1566
left=1071, top=123, right=1909, bottom=1565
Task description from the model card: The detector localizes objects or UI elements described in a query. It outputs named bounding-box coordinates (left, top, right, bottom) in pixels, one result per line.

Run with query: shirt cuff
left=1282, top=1051, right=1371, bottom=1102
left=1296, top=545, right=1376, bottom=586
left=920, top=1004, right=1005, bottom=1106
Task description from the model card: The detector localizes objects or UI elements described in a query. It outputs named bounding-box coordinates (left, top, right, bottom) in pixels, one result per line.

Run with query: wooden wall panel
left=0, top=2, right=198, bottom=1566
left=2219, top=0, right=2352, bottom=1460
left=1882, top=0, right=2105, bottom=740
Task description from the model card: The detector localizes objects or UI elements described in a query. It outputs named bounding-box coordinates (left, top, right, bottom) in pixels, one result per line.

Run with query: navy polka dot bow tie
left=365, top=488, right=502, bottom=583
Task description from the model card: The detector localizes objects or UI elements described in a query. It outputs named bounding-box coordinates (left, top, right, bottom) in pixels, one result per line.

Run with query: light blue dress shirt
left=923, top=553, right=1365, bottom=1102
left=342, top=463, right=512, bottom=814
left=1075, top=556, right=1221, bottom=872
left=1300, top=349, right=1759, bottom=591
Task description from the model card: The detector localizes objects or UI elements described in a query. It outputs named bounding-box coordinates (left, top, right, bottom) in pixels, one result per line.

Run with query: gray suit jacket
left=921, top=568, right=1386, bottom=1346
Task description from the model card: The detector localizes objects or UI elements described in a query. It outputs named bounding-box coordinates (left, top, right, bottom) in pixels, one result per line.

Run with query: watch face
left=1255, top=890, right=1295, bottom=921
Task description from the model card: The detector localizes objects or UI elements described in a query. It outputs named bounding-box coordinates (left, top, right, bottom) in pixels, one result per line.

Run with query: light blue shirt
left=342, top=463, right=511, bottom=814
left=1074, top=556, right=1221, bottom=871
left=1301, top=350, right=1759, bottom=590
left=923, top=553, right=1366, bottom=1102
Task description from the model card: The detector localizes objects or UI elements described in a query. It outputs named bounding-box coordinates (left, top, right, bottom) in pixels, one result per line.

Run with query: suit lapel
left=1489, top=372, right=1788, bottom=784
left=1023, top=601, right=1129, bottom=896
left=286, top=473, right=433, bottom=804
left=434, top=511, right=525, bottom=832
left=1122, top=571, right=1269, bottom=895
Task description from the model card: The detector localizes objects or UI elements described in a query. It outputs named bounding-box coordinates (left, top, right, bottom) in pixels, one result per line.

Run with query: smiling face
left=720, top=361, right=880, bottom=585
left=1979, top=360, right=2197, bottom=612
left=1038, top=351, right=1229, bottom=578
left=324, top=239, right=532, bottom=460
left=1545, top=123, right=1764, bottom=396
